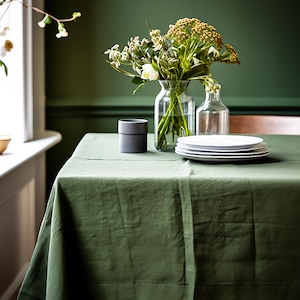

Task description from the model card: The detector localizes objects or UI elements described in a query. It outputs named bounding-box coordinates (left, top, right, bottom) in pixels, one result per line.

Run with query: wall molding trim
left=46, top=96, right=300, bottom=117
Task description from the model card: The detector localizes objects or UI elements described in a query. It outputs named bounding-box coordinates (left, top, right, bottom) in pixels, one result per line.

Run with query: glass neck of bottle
left=205, top=89, right=221, bottom=103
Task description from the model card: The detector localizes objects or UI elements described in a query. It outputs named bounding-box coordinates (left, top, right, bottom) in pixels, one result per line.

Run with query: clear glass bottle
left=154, top=80, right=195, bottom=151
left=196, top=85, right=229, bottom=135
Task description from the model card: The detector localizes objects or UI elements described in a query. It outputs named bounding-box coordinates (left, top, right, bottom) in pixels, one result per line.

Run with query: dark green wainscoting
left=46, top=96, right=300, bottom=194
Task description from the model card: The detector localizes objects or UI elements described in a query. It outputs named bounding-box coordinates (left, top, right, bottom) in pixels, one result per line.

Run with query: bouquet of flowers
left=105, top=17, right=240, bottom=93
left=105, top=17, right=240, bottom=150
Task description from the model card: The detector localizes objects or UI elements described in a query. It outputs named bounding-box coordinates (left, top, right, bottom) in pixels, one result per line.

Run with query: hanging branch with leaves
left=0, top=0, right=81, bottom=75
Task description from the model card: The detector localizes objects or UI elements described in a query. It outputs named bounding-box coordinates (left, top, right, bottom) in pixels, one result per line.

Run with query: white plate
left=175, top=145, right=270, bottom=157
left=175, top=149, right=269, bottom=162
left=177, top=135, right=263, bottom=150
left=176, top=142, right=269, bottom=153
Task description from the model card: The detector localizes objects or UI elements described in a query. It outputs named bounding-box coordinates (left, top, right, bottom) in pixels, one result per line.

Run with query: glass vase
left=154, top=80, right=195, bottom=151
left=196, top=85, right=229, bottom=135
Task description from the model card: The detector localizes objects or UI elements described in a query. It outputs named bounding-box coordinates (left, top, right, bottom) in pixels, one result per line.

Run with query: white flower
left=111, top=44, right=119, bottom=51
left=72, top=12, right=82, bottom=19
left=204, top=76, right=218, bottom=93
left=56, top=23, right=68, bottom=38
left=104, top=44, right=120, bottom=60
left=38, top=14, right=52, bottom=29
left=192, top=57, right=201, bottom=66
left=0, top=26, right=9, bottom=36
left=141, top=38, right=149, bottom=46
left=133, top=65, right=142, bottom=75
left=38, top=21, right=46, bottom=28
left=120, top=49, right=129, bottom=61
left=141, top=64, right=159, bottom=81
left=207, top=46, right=220, bottom=59
left=150, top=29, right=165, bottom=51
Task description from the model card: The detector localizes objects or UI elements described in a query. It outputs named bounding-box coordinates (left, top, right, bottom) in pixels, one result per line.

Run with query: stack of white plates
left=175, top=135, right=270, bottom=162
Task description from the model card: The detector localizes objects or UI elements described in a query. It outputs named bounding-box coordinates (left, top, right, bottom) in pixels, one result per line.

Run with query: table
left=18, top=133, right=300, bottom=300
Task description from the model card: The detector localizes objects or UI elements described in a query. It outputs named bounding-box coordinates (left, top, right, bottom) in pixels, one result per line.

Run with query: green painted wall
left=45, top=0, right=299, bottom=105
left=44, top=0, right=300, bottom=192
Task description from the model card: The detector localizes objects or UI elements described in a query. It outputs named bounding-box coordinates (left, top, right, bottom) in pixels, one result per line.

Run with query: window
left=0, top=0, right=45, bottom=142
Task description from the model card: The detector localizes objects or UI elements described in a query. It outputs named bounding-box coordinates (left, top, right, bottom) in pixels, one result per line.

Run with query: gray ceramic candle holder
left=118, top=119, right=148, bottom=153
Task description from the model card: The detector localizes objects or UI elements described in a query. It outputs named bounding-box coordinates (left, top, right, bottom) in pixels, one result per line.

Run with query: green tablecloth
left=18, top=133, right=300, bottom=300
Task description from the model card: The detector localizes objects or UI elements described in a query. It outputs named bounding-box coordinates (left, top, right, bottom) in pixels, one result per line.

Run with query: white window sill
left=0, top=130, right=62, bottom=179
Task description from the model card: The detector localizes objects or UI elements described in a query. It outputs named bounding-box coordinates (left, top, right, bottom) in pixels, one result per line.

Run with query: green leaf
left=151, top=63, right=159, bottom=72
left=131, top=76, right=144, bottom=85
left=183, top=64, right=209, bottom=80
left=0, top=60, right=8, bottom=76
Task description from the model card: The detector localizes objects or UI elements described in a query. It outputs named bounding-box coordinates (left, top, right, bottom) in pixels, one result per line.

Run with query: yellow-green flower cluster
left=166, top=17, right=223, bottom=50
left=224, top=44, right=240, bottom=64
